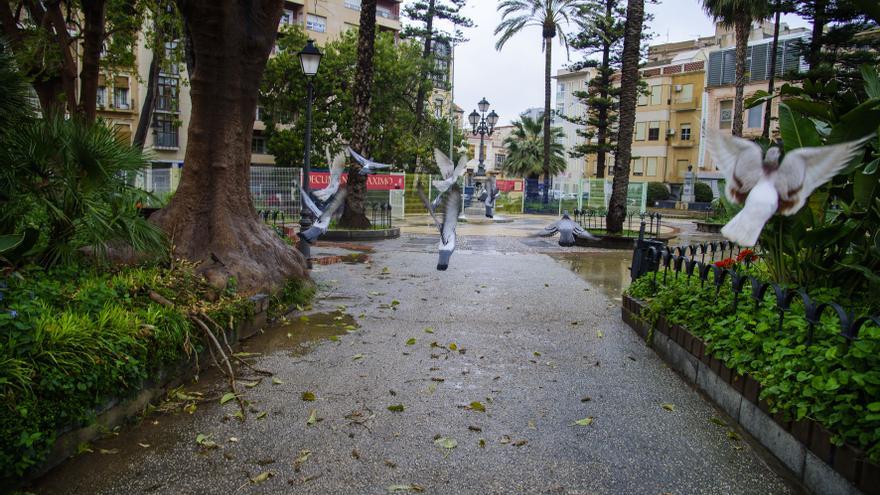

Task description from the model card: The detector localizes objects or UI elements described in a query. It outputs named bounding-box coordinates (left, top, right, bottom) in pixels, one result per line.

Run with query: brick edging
left=622, top=294, right=879, bottom=495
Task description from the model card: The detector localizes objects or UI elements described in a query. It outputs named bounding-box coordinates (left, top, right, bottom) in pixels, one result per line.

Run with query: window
left=648, top=121, right=660, bottom=141
left=650, top=85, right=662, bottom=105
left=161, top=41, right=180, bottom=76
left=677, top=159, right=690, bottom=174
left=496, top=154, right=506, bottom=167
left=719, top=100, right=733, bottom=129
left=680, top=123, right=691, bottom=141
left=97, top=86, right=107, bottom=107
left=114, top=87, right=129, bottom=109
left=307, top=14, right=326, bottom=33
left=635, top=122, right=646, bottom=141
left=632, top=157, right=644, bottom=176
left=153, top=113, right=178, bottom=148
left=377, top=4, right=395, bottom=19
left=156, top=76, right=178, bottom=112
left=678, top=84, right=693, bottom=103
left=435, top=98, right=444, bottom=119
left=252, top=134, right=267, bottom=154
left=747, top=106, right=762, bottom=128
left=280, top=9, right=295, bottom=26
left=345, top=0, right=361, bottom=10
left=646, top=157, right=658, bottom=177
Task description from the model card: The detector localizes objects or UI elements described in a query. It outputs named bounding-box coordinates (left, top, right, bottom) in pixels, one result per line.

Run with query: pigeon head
left=763, top=146, right=783, bottom=170
left=561, top=210, right=571, bottom=219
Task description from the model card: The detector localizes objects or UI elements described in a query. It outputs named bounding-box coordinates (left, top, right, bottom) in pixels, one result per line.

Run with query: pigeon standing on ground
left=706, top=131, right=871, bottom=246
left=297, top=187, right=347, bottom=244
left=481, top=176, right=501, bottom=218
left=539, top=211, right=599, bottom=247
left=313, top=148, right=347, bottom=202
left=417, top=182, right=461, bottom=270
left=431, top=149, right=468, bottom=211
left=349, top=147, right=393, bottom=176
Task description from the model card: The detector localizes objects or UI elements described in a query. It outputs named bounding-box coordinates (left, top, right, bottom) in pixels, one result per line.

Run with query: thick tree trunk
left=414, top=0, right=435, bottom=136
left=596, top=1, right=613, bottom=179
left=44, top=2, right=79, bottom=116
left=542, top=36, right=552, bottom=204
left=151, top=0, right=307, bottom=294
left=134, top=16, right=164, bottom=151
left=606, top=0, right=643, bottom=233
left=339, top=0, right=378, bottom=229
left=78, top=0, right=106, bottom=123
left=809, top=0, right=825, bottom=68
left=732, top=16, right=749, bottom=137
left=763, top=4, right=781, bottom=140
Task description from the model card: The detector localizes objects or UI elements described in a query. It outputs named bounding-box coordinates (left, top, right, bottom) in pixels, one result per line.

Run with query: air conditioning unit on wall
left=674, top=85, right=683, bottom=92
left=666, top=128, right=676, bottom=136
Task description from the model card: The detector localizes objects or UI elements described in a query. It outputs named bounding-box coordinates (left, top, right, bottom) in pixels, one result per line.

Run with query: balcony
left=671, top=100, right=697, bottom=112
left=345, top=0, right=400, bottom=20
left=671, top=140, right=695, bottom=148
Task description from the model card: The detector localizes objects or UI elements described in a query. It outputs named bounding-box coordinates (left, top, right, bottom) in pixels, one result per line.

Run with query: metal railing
left=573, top=209, right=661, bottom=237
left=367, top=202, right=393, bottom=228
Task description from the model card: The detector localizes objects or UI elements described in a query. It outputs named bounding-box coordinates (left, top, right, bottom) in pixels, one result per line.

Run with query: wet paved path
left=33, top=229, right=795, bottom=494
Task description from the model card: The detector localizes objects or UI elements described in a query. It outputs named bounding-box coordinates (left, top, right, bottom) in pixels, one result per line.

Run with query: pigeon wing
left=348, top=147, right=369, bottom=168
left=441, top=185, right=461, bottom=245
left=774, top=135, right=872, bottom=215
left=434, top=148, right=454, bottom=179
left=705, top=130, right=764, bottom=204
left=572, top=222, right=599, bottom=240
left=299, top=187, right=323, bottom=218
left=314, top=153, right=346, bottom=201
left=416, top=182, right=443, bottom=232
left=317, top=188, right=347, bottom=225
left=539, top=221, right=559, bottom=237
left=453, top=154, right=469, bottom=179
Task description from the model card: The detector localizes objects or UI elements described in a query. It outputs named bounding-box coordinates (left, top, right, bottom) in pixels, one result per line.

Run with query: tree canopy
left=501, top=115, right=567, bottom=178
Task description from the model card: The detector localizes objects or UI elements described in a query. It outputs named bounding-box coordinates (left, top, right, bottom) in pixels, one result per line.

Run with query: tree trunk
left=596, top=0, right=613, bottom=179
left=606, top=0, right=643, bottom=233
left=44, top=2, right=79, bottom=116
left=134, top=14, right=164, bottom=151
left=763, top=4, right=781, bottom=140
left=339, top=0, right=378, bottom=229
left=732, top=16, right=749, bottom=137
left=809, top=0, right=826, bottom=68
left=151, top=0, right=307, bottom=294
left=413, top=0, right=435, bottom=136
left=78, top=0, right=107, bottom=123
left=542, top=36, right=552, bottom=204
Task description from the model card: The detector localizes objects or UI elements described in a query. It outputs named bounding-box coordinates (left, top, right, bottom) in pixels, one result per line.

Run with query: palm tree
left=495, top=0, right=581, bottom=203
left=501, top=115, right=567, bottom=179
left=702, top=0, right=770, bottom=137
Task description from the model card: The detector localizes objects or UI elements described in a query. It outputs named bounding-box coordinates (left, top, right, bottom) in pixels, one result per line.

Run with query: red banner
left=496, top=179, right=523, bottom=193
left=309, top=172, right=405, bottom=191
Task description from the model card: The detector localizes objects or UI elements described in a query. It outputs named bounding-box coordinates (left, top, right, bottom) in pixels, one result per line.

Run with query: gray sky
left=433, top=0, right=811, bottom=127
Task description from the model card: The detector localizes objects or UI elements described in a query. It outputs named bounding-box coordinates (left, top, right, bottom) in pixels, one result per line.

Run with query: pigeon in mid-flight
left=706, top=131, right=871, bottom=246
left=349, top=147, right=393, bottom=176
left=297, top=187, right=347, bottom=244
left=313, top=148, right=347, bottom=202
left=431, top=149, right=468, bottom=210
left=417, top=182, right=461, bottom=271
left=540, top=211, right=599, bottom=247
left=478, top=176, right=501, bottom=218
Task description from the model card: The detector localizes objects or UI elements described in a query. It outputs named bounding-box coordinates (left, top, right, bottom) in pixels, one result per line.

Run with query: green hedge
left=646, top=182, right=670, bottom=205
left=694, top=181, right=713, bottom=203
left=628, top=262, right=880, bottom=462
left=0, top=264, right=313, bottom=480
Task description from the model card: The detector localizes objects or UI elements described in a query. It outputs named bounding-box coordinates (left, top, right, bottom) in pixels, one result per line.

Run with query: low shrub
left=628, top=262, right=880, bottom=461
left=646, top=182, right=670, bottom=205
left=693, top=181, right=713, bottom=203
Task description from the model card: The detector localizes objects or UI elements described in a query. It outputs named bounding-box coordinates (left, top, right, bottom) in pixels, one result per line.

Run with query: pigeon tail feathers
left=721, top=180, right=778, bottom=247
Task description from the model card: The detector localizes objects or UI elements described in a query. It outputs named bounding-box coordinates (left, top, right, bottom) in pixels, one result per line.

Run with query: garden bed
left=318, top=227, right=400, bottom=241
left=694, top=221, right=724, bottom=233
left=622, top=270, right=880, bottom=495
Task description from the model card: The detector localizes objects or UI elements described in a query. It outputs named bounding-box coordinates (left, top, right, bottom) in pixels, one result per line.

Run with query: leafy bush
left=628, top=266, right=880, bottom=461
left=0, top=263, right=312, bottom=480
left=693, top=181, right=713, bottom=203
left=646, top=182, right=669, bottom=205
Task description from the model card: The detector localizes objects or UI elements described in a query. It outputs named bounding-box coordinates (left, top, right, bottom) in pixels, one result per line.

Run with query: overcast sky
left=427, top=0, right=811, bottom=127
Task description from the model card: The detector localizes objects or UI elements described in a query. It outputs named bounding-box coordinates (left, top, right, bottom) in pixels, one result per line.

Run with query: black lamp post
left=469, top=97, right=498, bottom=176
left=297, top=39, right=322, bottom=263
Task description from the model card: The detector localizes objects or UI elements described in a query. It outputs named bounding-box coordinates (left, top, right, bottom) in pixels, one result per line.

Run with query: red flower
left=714, top=258, right=735, bottom=269
left=736, top=249, right=758, bottom=263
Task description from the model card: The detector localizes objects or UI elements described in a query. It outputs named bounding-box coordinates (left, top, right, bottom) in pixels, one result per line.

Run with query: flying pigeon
left=540, top=211, right=598, bottom=247
left=313, top=147, right=347, bottom=202
left=481, top=176, right=501, bottom=218
left=431, top=149, right=469, bottom=210
left=349, top=147, right=393, bottom=176
left=417, top=182, right=461, bottom=271
left=297, top=187, right=347, bottom=244
left=706, top=131, right=871, bottom=247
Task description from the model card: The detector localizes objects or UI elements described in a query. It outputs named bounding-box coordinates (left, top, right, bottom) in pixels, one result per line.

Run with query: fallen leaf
left=468, top=401, right=486, bottom=412
left=468, top=425, right=482, bottom=432
left=571, top=417, right=594, bottom=427
left=512, top=439, right=528, bottom=447
left=405, top=338, right=416, bottom=346
left=387, top=484, right=424, bottom=493
left=533, top=351, right=541, bottom=357
left=387, top=404, right=405, bottom=412
left=228, top=437, right=239, bottom=443
left=183, top=403, right=197, bottom=414
left=99, top=448, right=119, bottom=455
left=391, top=299, right=400, bottom=306
left=661, top=403, right=675, bottom=412
left=352, top=354, right=364, bottom=360
left=448, top=343, right=458, bottom=351
left=709, top=417, right=726, bottom=427
left=137, top=443, right=150, bottom=448
left=256, top=411, right=268, bottom=420
left=220, top=392, right=236, bottom=405
left=294, top=449, right=312, bottom=470
left=424, top=327, right=434, bottom=334
left=329, top=335, right=340, bottom=341
left=727, top=430, right=741, bottom=441
left=434, top=437, right=457, bottom=449
left=301, top=391, right=316, bottom=401
left=499, top=435, right=511, bottom=444
left=272, top=377, right=284, bottom=385
left=195, top=434, right=218, bottom=449
left=597, top=330, right=604, bottom=338
left=478, top=438, right=486, bottom=448
left=250, top=471, right=273, bottom=484
left=307, top=409, right=319, bottom=426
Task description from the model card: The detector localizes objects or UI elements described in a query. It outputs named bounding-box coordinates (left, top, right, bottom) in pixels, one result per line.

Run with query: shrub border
left=622, top=294, right=880, bottom=495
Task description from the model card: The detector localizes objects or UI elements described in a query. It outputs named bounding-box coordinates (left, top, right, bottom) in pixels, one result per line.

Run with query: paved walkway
left=33, top=233, right=794, bottom=494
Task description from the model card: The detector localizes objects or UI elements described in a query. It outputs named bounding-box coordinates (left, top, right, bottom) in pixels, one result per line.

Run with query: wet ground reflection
left=551, top=250, right=632, bottom=299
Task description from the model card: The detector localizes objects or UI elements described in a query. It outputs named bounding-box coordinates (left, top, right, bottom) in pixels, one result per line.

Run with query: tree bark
left=762, top=4, right=781, bottom=140
left=413, top=0, right=435, bottom=136
left=339, top=0, right=378, bottom=229
left=78, top=0, right=107, bottom=123
left=606, top=0, right=643, bottom=233
left=134, top=12, right=164, bottom=151
left=151, top=0, right=307, bottom=294
left=809, top=0, right=825, bottom=68
left=43, top=2, right=79, bottom=116
left=595, top=0, right=613, bottom=179
left=732, top=15, right=749, bottom=137
left=542, top=35, right=552, bottom=204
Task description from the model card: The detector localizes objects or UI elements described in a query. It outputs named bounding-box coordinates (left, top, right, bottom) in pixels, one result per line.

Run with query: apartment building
left=553, top=67, right=598, bottom=180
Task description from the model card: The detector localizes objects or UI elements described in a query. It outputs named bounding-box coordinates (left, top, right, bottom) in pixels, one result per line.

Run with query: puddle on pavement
left=240, top=311, right=358, bottom=356
left=551, top=251, right=633, bottom=298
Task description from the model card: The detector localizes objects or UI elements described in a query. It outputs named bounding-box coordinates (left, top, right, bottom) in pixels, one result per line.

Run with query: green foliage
left=501, top=115, right=567, bottom=178
left=261, top=27, right=451, bottom=172
left=0, top=262, right=263, bottom=480
left=755, top=68, right=879, bottom=295
left=693, top=181, right=713, bottom=203
left=628, top=265, right=880, bottom=461
left=646, top=182, right=669, bottom=205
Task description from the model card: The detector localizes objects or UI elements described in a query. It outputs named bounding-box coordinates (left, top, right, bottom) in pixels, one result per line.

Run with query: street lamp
left=470, top=97, right=497, bottom=176
left=297, top=39, right=322, bottom=264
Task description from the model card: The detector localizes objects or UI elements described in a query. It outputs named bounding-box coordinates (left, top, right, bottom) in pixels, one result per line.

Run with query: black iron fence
left=367, top=202, right=393, bottom=229
left=257, top=209, right=290, bottom=227
left=573, top=210, right=662, bottom=237
left=631, top=238, right=880, bottom=347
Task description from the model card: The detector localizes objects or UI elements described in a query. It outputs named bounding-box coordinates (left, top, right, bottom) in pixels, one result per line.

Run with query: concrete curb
left=621, top=295, right=877, bottom=495
left=319, top=227, right=400, bottom=241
